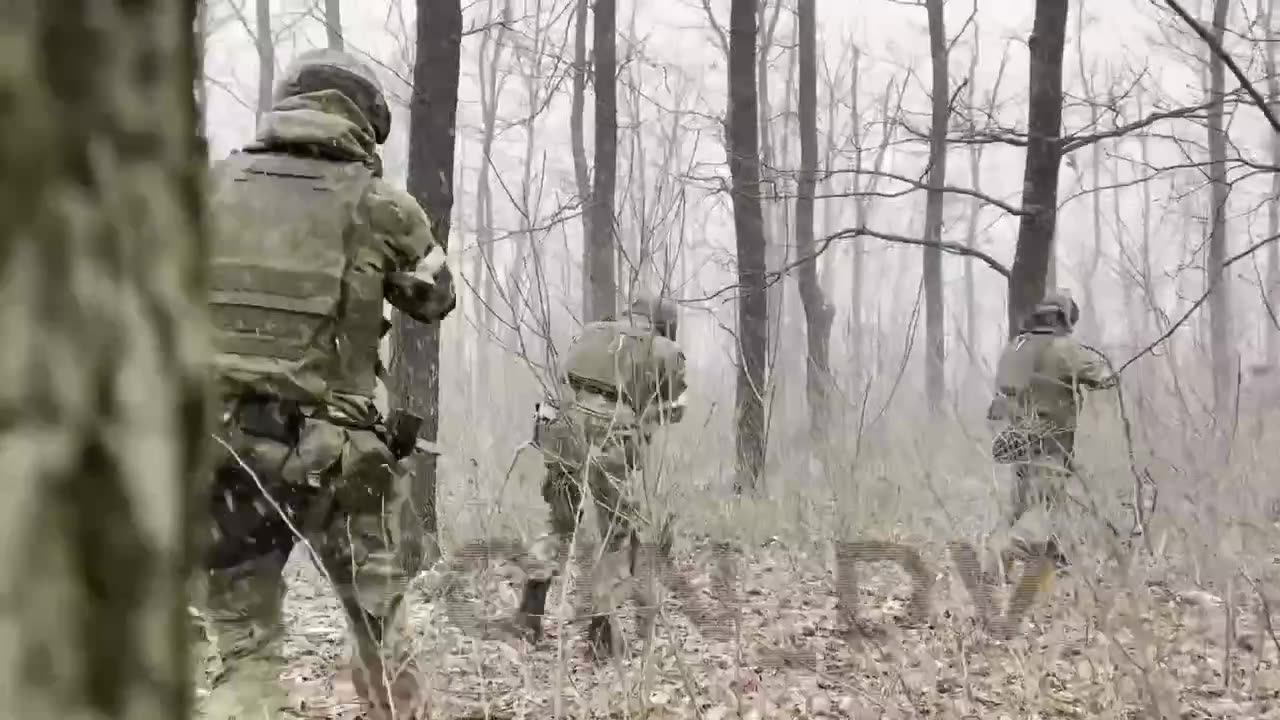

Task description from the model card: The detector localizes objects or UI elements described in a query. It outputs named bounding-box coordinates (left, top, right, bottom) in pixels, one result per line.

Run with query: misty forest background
left=202, top=0, right=1280, bottom=524
left=15, top=0, right=1280, bottom=716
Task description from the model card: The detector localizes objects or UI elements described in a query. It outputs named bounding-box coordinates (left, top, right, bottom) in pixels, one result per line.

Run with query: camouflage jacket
left=208, top=90, right=455, bottom=424
left=989, top=330, right=1112, bottom=436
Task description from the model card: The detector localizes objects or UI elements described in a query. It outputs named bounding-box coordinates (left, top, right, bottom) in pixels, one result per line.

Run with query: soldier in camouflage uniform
left=518, top=291, right=687, bottom=657
left=196, top=49, right=456, bottom=719
left=988, top=290, right=1115, bottom=565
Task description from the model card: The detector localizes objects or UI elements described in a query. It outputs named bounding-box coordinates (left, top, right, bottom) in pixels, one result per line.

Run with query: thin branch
left=1163, top=0, right=1280, bottom=133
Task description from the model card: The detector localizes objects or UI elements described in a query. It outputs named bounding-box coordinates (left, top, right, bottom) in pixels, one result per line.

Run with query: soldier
left=987, top=290, right=1116, bottom=565
left=197, top=49, right=456, bottom=719
left=517, top=291, right=688, bottom=658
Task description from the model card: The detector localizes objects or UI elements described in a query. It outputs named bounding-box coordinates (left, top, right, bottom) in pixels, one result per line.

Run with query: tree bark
left=1206, top=0, right=1235, bottom=416
left=0, top=2, right=206, bottom=717
left=390, top=0, right=461, bottom=569
left=1264, top=0, right=1279, bottom=367
left=729, top=0, right=769, bottom=494
left=795, top=0, right=832, bottom=444
left=324, top=0, right=344, bottom=50
left=1075, top=0, right=1103, bottom=340
left=255, top=0, right=274, bottom=121
left=571, top=0, right=592, bottom=320
left=587, top=0, right=618, bottom=320
left=923, top=0, right=949, bottom=411
left=474, top=0, right=507, bottom=392
left=1007, top=0, right=1069, bottom=337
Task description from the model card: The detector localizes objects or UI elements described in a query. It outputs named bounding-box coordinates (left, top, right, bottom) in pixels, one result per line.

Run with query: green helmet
left=1024, top=289, right=1080, bottom=333
left=626, top=290, right=678, bottom=340
left=274, top=48, right=392, bottom=144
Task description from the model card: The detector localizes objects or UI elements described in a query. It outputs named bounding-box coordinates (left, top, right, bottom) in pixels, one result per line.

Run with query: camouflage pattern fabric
left=523, top=312, right=686, bottom=646
left=989, top=314, right=1114, bottom=565
left=196, top=84, right=454, bottom=719
left=196, top=400, right=416, bottom=719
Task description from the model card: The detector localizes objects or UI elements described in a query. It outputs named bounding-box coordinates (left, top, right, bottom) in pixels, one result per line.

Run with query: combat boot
left=586, top=614, right=620, bottom=661
left=516, top=579, right=552, bottom=641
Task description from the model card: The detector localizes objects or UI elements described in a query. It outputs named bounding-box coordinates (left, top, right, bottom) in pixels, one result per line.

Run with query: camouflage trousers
left=1003, top=453, right=1120, bottom=567
left=534, top=386, right=645, bottom=614
left=194, top=395, right=419, bottom=719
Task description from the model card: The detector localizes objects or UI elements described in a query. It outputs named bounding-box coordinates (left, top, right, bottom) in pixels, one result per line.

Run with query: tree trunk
left=586, top=0, right=618, bottom=320
left=729, top=0, right=769, bottom=494
left=197, top=0, right=209, bottom=138
left=571, top=0, right=592, bottom=321
left=1265, top=0, right=1279, bottom=367
left=0, top=2, right=206, bottom=717
left=795, top=0, right=832, bottom=445
left=324, top=0, right=343, bottom=50
left=1076, top=0, right=1103, bottom=340
left=1206, top=0, right=1235, bottom=416
left=923, top=0, right=949, bottom=411
left=1007, top=0, right=1069, bottom=337
left=474, top=0, right=506, bottom=393
left=390, top=0, right=461, bottom=568
left=963, top=32, right=980, bottom=374
left=757, top=0, right=784, bottom=339
left=255, top=0, right=274, bottom=121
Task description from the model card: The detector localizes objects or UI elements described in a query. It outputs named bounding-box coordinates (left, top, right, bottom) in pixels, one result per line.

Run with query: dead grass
left=196, top=365, right=1280, bottom=719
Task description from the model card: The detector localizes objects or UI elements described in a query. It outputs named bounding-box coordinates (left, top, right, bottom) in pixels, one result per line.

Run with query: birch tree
left=0, top=2, right=207, bottom=718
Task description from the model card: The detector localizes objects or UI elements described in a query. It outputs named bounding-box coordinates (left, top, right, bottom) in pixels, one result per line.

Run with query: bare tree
left=572, top=0, right=593, bottom=319
left=1074, top=2, right=1104, bottom=339
left=473, top=0, right=511, bottom=388
left=389, top=0, right=462, bottom=569
left=586, top=0, right=619, bottom=320
left=923, top=0, right=950, bottom=410
left=1007, top=0, right=1070, bottom=336
left=0, top=1, right=205, bottom=718
left=794, top=0, right=833, bottom=443
left=962, top=27, right=1009, bottom=369
left=255, top=0, right=274, bottom=120
left=324, top=0, right=343, bottom=49
left=729, top=0, right=769, bottom=493
left=1206, top=0, right=1235, bottom=416
left=1263, top=0, right=1279, bottom=367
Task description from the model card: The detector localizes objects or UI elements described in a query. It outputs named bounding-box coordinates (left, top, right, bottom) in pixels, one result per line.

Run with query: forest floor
left=262, top=530, right=1280, bottom=719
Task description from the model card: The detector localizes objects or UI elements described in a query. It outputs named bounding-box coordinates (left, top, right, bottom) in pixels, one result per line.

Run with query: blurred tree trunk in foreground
left=728, top=0, right=769, bottom=494
left=390, top=0, right=462, bottom=571
left=1007, top=0, right=1069, bottom=337
left=0, top=2, right=207, bottom=718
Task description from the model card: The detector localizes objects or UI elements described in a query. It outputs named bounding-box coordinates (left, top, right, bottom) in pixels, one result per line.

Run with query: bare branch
left=1163, top=0, right=1280, bottom=133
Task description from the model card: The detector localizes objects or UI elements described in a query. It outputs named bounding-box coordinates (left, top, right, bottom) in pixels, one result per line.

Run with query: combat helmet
left=626, top=290, right=679, bottom=341
left=1025, top=288, right=1080, bottom=333
left=274, top=48, right=392, bottom=144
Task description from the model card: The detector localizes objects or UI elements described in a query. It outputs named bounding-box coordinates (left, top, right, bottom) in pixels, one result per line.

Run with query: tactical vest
left=994, top=333, right=1053, bottom=419
left=208, top=151, right=382, bottom=404
left=563, top=320, right=678, bottom=412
